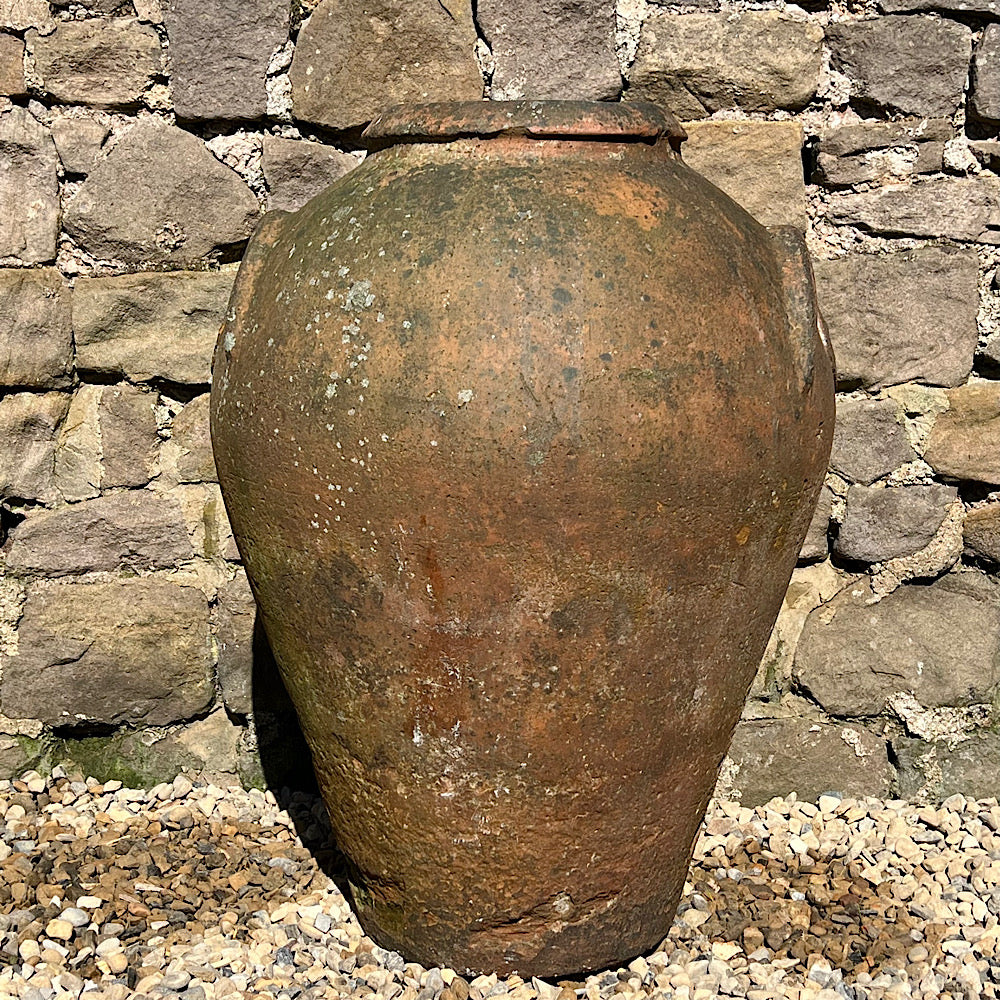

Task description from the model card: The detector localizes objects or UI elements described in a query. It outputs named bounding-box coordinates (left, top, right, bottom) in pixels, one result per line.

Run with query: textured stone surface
left=170, top=393, right=216, bottom=483
left=0, top=267, right=72, bottom=389
left=5, top=492, right=193, bottom=576
left=162, top=0, right=289, bottom=121
left=74, top=270, right=235, bottom=383
left=63, top=118, right=259, bottom=266
left=0, top=105, right=59, bottom=264
left=0, top=392, right=68, bottom=502
left=0, top=579, right=213, bottom=728
left=828, top=177, right=1000, bottom=244
left=834, top=484, right=958, bottom=563
left=972, top=24, right=1000, bottom=125
left=262, top=136, right=357, bottom=213
left=815, top=118, right=950, bottom=188
left=290, top=0, right=482, bottom=132
left=799, top=484, right=833, bottom=561
left=813, top=248, right=979, bottom=389
left=830, top=397, right=915, bottom=484
left=628, top=12, right=822, bottom=119
left=50, top=116, right=108, bottom=175
left=723, top=718, right=892, bottom=805
left=681, top=121, right=806, bottom=229
left=924, top=382, right=1000, bottom=485
left=27, top=18, right=161, bottom=107
left=99, top=384, right=159, bottom=488
left=0, top=0, right=51, bottom=30
left=53, top=385, right=101, bottom=502
left=827, top=16, right=971, bottom=118
left=214, top=570, right=256, bottom=717
left=0, top=31, right=24, bottom=96
left=881, top=0, right=1000, bottom=12
left=478, top=0, right=620, bottom=101
left=895, top=734, right=1000, bottom=801
left=795, top=575, right=1000, bottom=717
left=964, top=503, right=1000, bottom=563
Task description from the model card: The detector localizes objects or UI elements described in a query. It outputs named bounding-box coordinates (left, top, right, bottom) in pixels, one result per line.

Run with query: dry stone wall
left=0, top=0, right=998, bottom=803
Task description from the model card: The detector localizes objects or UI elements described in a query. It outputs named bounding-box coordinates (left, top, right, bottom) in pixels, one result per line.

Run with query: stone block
left=162, top=0, right=289, bottom=122
left=0, top=31, right=24, bottom=97
left=0, top=267, right=72, bottom=389
left=0, top=105, right=59, bottom=264
left=262, top=137, right=357, bottom=213
left=27, top=18, right=161, bottom=108
left=794, top=574, right=1000, bottom=717
left=99, top=384, right=159, bottom=487
left=628, top=12, right=822, bottom=120
left=827, top=177, right=1000, bottom=244
left=214, top=570, right=256, bottom=716
left=478, top=0, right=620, bottom=102
left=50, top=116, right=109, bottom=176
left=63, top=117, right=260, bottom=266
left=290, top=0, right=482, bottom=132
left=834, top=484, right=957, bottom=563
left=169, top=393, right=216, bottom=483
left=964, top=503, right=1000, bottom=563
left=813, top=248, right=979, bottom=390
left=0, top=391, right=68, bottom=502
left=881, top=0, right=1000, bottom=12
left=5, top=491, right=192, bottom=576
left=924, top=383, right=1000, bottom=485
left=170, top=483, right=239, bottom=560
left=1, top=579, right=214, bottom=728
left=799, top=485, right=833, bottom=562
left=815, top=118, right=951, bottom=188
left=681, top=121, right=806, bottom=229
left=829, top=396, right=915, bottom=485
left=722, top=718, right=892, bottom=805
left=73, top=270, right=235, bottom=384
left=827, top=16, right=971, bottom=118
left=53, top=385, right=102, bottom=502
left=0, top=0, right=51, bottom=30
left=972, top=24, right=1000, bottom=125
left=894, top=734, right=1000, bottom=802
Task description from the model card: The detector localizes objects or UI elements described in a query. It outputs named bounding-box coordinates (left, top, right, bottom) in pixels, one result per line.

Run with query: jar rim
left=361, top=100, right=686, bottom=149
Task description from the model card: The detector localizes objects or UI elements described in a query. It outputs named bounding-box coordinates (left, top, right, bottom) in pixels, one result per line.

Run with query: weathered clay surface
left=212, top=102, right=833, bottom=976
left=0, top=267, right=72, bottom=389
left=924, top=382, right=1000, bottom=485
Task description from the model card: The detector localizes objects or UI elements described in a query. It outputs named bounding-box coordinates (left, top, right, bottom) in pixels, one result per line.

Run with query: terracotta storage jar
left=211, top=100, right=835, bottom=978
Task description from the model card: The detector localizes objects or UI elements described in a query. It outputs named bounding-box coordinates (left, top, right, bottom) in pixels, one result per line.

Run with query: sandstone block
left=290, top=0, right=482, bottom=132
left=972, top=24, right=1000, bottom=125
left=964, top=503, right=1000, bottom=563
left=722, top=718, right=892, bottom=805
left=830, top=397, right=915, bottom=484
left=881, top=0, right=1000, bottom=12
left=478, top=0, right=620, bottom=102
left=924, top=383, right=1000, bottom=485
left=0, top=392, right=68, bottom=502
left=169, top=393, right=216, bottom=483
left=262, top=136, right=358, bottom=213
left=895, top=734, right=1000, bottom=802
left=827, top=16, right=972, bottom=118
left=0, top=0, right=51, bottom=30
left=1, top=579, right=214, bottom=728
left=834, top=484, right=957, bottom=563
left=73, top=270, right=234, bottom=384
left=795, top=575, right=1000, bottom=717
left=50, top=117, right=108, bottom=176
left=99, top=384, right=159, bottom=488
left=63, top=117, right=260, bottom=266
left=813, top=248, right=979, bottom=389
left=5, top=491, right=192, bottom=576
left=0, top=268, right=72, bottom=389
left=628, top=12, right=822, bottom=120
left=799, top=485, right=833, bottom=562
left=827, top=177, right=1000, bottom=244
left=682, top=121, right=806, bottom=229
left=214, top=570, right=256, bottom=716
left=27, top=18, right=161, bottom=108
left=0, top=31, right=24, bottom=96
left=53, top=385, right=102, bottom=502
left=0, top=105, right=59, bottom=264
left=162, top=0, right=289, bottom=121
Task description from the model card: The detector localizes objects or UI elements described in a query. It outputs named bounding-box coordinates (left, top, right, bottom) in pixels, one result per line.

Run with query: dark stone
left=799, top=485, right=833, bottom=562
left=214, top=571, right=256, bottom=716
left=99, top=384, right=159, bottom=488
left=5, top=492, right=193, bottom=576
left=834, top=484, right=957, bottom=563
left=724, top=717, right=892, bottom=805
left=628, top=12, right=822, bottom=119
left=290, top=0, right=482, bottom=132
left=162, top=0, right=289, bottom=122
left=0, top=105, right=59, bottom=264
left=50, top=117, right=109, bottom=176
left=0, top=267, right=72, bottom=390
left=813, top=248, right=979, bottom=389
left=262, top=136, right=358, bottom=213
left=924, top=383, right=1000, bottom=485
left=795, top=574, right=1000, bottom=717
left=964, top=503, right=1000, bottom=563
left=827, top=16, right=971, bottom=118
left=830, top=396, right=915, bottom=484
left=478, top=0, right=620, bottom=101
left=972, top=24, right=1000, bottom=125
left=894, top=734, right=1000, bottom=802
left=0, top=392, right=68, bottom=502
left=63, top=118, right=260, bottom=266
left=1, top=579, right=214, bottom=727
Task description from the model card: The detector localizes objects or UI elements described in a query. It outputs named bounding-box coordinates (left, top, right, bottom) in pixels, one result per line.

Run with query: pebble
left=1, top=770, right=999, bottom=1000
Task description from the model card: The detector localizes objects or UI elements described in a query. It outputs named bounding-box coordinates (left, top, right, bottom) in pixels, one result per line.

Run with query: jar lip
left=361, top=100, right=687, bottom=149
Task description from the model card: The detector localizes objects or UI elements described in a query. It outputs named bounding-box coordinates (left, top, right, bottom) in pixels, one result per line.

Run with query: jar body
left=211, top=104, right=834, bottom=977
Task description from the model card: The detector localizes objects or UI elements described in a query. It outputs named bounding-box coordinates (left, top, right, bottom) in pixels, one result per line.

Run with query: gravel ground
left=0, top=768, right=997, bottom=1000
